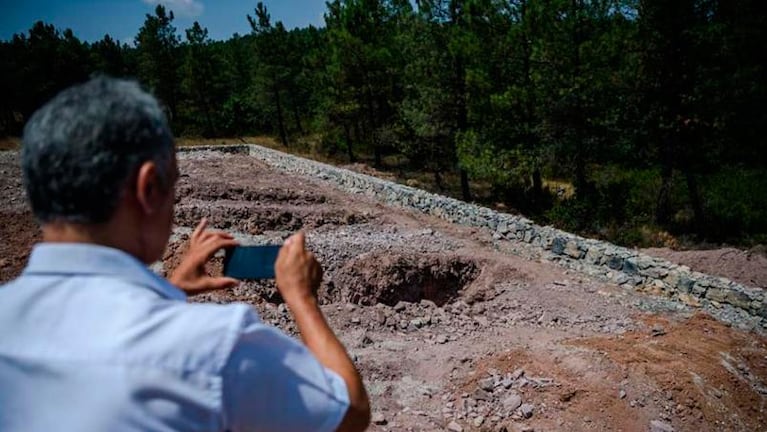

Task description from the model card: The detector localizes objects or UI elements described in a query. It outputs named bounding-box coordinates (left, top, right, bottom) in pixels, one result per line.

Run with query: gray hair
left=21, top=76, right=174, bottom=224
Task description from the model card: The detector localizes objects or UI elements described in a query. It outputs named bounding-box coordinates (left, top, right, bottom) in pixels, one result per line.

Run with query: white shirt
left=0, top=243, right=349, bottom=432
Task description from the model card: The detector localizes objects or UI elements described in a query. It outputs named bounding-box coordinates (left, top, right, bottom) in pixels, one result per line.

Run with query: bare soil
left=0, top=152, right=39, bottom=281
left=2, top=150, right=767, bottom=432
left=0, top=137, right=20, bottom=151
left=644, top=247, right=767, bottom=290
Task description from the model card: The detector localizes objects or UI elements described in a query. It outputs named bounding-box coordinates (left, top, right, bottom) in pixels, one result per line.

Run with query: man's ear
left=135, top=161, right=163, bottom=215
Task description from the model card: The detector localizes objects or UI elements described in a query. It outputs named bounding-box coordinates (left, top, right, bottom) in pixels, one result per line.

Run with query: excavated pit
left=327, top=252, right=481, bottom=306
left=175, top=181, right=329, bottom=205
left=174, top=202, right=368, bottom=234
left=172, top=169, right=371, bottom=235
left=170, top=240, right=483, bottom=308
left=4, top=150, right=767, bottom=431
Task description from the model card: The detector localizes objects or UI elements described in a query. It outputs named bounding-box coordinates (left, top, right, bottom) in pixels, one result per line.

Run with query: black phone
left=223, top=245, right=282, bottom=279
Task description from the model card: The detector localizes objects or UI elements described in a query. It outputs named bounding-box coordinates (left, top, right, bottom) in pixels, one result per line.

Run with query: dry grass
left=177, top=135, right=349, bottom=167
left=0, top=137, right=20, bottom=151
left=174, top=136, right=275, bottom=148
left=543, top=178, right=575, bottom=199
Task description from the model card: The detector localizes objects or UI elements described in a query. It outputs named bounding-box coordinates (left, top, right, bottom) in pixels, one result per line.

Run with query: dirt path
left=2, top=150, right=767, bottom=431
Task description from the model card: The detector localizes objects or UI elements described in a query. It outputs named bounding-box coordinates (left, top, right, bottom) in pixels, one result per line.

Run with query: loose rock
left=479, top=378, right=495, bottom=392
left=473, top=388, right=492, bottom=401
left=650, top=420, right=675, bottom=432
left=503, top=394, right=523, bottom=412
left=520, top=403, right=534, bottom=419
left=372, top=412, right=387, bottom=425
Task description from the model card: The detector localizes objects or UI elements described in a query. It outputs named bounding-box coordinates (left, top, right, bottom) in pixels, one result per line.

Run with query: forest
left=1, top=0, right=765, bottom=247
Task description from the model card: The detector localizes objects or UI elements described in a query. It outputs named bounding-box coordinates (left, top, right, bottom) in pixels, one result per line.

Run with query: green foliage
left=0, top=22, right=92, bottom=135
left=135, top=5, right=181, bottom=124
left=701, top=169, right=767, bottom=243
left=1, top=0, right=766, bottom=246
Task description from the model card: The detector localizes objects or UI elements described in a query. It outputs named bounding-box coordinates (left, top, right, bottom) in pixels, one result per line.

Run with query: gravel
left=184, top=144, right=767, bottom=331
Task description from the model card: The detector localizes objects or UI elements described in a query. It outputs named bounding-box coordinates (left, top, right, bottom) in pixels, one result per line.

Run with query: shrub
left=701, top=168, right=767, bottom=243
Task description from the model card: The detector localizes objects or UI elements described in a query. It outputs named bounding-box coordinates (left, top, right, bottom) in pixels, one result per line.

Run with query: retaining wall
left=181, top=144, right=766, bottom=330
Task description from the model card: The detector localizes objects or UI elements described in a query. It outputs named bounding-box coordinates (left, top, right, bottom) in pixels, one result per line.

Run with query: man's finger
left=293, top=232, right=306, bottom=251
left=281, top=234, right=297, bottom=255
left=199, top=230, right=233, bottom=243
left=277, top=238, right=292, bottom=263
left=183, top=276, right=239, bottom=294
left=200, top=234, right=238, bottom=249
left=208, top=276, right=240, bottom=290
left=192, top=218, right=208, bottom=240
left=200, top=238, right=239, bottom=259
left=209, top=231, right=235, bottom=241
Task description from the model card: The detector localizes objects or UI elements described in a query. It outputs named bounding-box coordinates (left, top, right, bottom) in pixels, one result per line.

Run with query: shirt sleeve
left=222, top=308, right=350, bottom=432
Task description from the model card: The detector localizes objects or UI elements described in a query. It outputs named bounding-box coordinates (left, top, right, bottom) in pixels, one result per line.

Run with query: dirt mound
left=571, top=313, right=767, bottom=431
left=456, top=314, right=767, bottom=432
left=329, top=252, right=480, bottom=306
left=174, top=202, right=368, bottom=234
left=175, top=181, right=329, bottom=205
left=644, top=247, right=767, bottom=289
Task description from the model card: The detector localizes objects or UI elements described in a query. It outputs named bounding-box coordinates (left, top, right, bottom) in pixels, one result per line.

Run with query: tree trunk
left=574, top=148, right=587, bottom=198
left=343, top=123, right=355, bottom=163
left=532, top=167, right=543, bottom=204
left=450, top=2, right=471, bottom=202
left=656, top=159, right=674, bottom=225
left=202, top=103, right=215, bottom=137
left=272, top=82, right=289, bottom=147
left=292, top=105, right=304, bottom=135
left=364, top=84, right=381, bottom=168
left=434, top=170, right=445, bottom=192
left=685, top=170, right=705, bottom=235
left=571, top=0, right=588, bottom=201
left=353, top=121, right=362, bottom=149
left=460, top=169, right=472, bottom=202
left=288, top=87, right=304, bottom=134
left=196, top=86, right=215, bottom=137
left=454, top=61, right=471, bottom=202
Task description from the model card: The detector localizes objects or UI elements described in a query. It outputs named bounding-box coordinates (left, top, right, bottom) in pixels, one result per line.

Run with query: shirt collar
left=23, top=243, right=186, bottom=301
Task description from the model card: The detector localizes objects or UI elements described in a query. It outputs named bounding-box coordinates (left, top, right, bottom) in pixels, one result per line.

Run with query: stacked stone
left=179, top=145, right=766, bottom=330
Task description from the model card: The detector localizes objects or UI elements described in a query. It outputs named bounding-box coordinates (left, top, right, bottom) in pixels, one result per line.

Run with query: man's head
left=21, top=76, right=178, bottom=263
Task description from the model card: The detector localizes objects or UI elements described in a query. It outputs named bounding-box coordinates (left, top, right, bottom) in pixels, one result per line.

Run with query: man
left=0, top=77, right=370, bottom=432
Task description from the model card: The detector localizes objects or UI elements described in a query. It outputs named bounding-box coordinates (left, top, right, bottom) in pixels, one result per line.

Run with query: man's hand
left=169, top=218, right=240, bottom=294
left=274, top=232, right=371, bottom=431
left=275, top=232, right=323, bottom=305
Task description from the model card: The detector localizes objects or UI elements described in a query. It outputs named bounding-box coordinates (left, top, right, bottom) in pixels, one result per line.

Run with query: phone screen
left=223, top=245, right=281, bottom=279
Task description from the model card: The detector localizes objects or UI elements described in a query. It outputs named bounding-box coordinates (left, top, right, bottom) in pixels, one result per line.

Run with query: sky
left=0, top=0, right=329, bottom=43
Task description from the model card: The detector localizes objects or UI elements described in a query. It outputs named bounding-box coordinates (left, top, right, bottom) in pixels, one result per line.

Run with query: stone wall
left=180, top=144, right=766, bottom=330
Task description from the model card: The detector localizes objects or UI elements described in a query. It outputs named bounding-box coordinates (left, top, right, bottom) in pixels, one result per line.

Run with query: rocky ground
left=2, top=149, right=767, bottom=431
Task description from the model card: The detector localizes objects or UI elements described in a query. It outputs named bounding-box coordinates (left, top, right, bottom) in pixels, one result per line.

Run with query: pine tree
left=135, top=5, right=182, bottom=125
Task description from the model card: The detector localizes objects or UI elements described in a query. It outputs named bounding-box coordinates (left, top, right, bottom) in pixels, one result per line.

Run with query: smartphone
left=223, top=245, right=282, bottom=279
